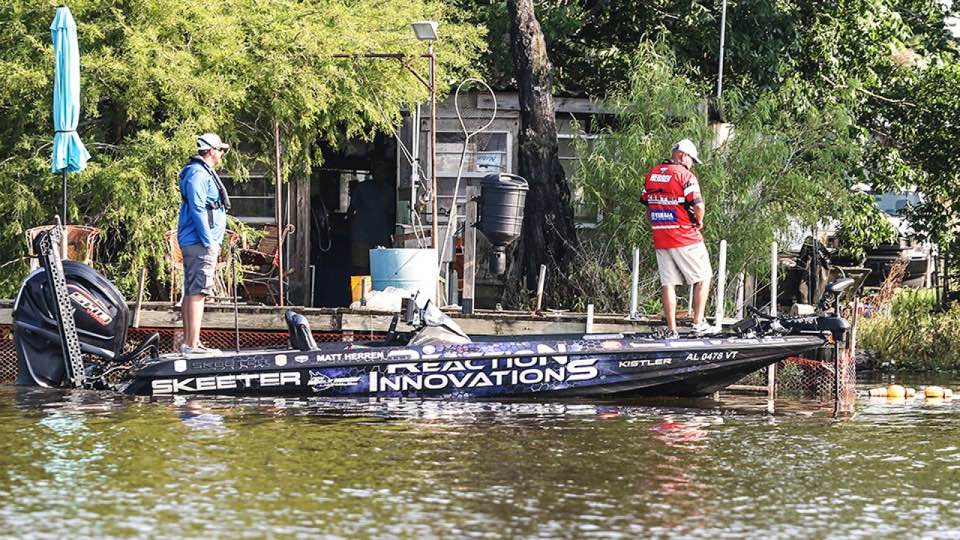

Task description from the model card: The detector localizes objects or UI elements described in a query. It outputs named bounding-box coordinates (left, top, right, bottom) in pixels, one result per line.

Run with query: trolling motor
left=13, top=224, right=157, bottom=388
left=733, top=277, right=853, bottom=341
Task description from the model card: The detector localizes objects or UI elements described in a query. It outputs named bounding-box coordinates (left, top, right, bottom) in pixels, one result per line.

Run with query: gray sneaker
left=180, top=343, right=222, bottom=356
left=664, top=330, right=680, bottom=340
left=691, top=321, right=713, bottom=336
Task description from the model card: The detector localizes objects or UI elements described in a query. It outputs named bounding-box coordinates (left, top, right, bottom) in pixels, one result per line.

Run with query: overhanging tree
left=0, top=0, right=484, bottom=297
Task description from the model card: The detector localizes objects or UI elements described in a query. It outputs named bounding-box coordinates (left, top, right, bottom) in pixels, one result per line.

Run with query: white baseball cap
left=672, top=139, right=702, bottom=164
left=197, top=132, right=230, bottom=152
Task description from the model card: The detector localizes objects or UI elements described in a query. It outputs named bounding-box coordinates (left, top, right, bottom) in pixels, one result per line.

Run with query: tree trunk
left=507, top=0, right=578, bottom=292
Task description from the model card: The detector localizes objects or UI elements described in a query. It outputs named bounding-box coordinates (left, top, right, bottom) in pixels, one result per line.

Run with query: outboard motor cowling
left=13, top=261, right=130, bottom=386
left=476, top=173, right=528, bottom=274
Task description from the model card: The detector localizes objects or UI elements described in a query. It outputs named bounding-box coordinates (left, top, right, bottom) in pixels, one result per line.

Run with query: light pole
left=411, top=21, right=439, bottom=250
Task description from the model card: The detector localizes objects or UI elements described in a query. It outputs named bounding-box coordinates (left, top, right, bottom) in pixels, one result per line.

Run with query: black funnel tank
left=476, top=173, right=528, bottom=274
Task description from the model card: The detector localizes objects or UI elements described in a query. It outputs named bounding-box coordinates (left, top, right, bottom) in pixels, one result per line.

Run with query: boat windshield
left=874, top=191, right=920, bottom=216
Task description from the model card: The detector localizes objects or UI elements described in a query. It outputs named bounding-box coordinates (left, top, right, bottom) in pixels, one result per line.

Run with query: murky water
left=2, top=379, right=959, bottom=539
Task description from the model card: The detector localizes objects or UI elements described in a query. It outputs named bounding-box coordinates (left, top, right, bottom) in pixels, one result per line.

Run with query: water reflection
left=2, top=385, right=960, bottom=538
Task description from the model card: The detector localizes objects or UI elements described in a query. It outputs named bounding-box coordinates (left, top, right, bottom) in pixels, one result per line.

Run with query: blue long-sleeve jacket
left=177, top=157, right=226, bottom=248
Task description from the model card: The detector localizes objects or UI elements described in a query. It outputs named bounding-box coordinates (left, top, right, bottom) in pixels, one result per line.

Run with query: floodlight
left=411, top=21, right=438, bottom=41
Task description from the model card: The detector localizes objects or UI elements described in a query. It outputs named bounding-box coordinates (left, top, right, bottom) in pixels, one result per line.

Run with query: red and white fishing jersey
left=641, top=160, right=704, bottom=249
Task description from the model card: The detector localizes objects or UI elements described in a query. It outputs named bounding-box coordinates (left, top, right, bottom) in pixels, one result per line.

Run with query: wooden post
left=462, top=187, right=478, bottom=315
left=132, top=267, right=147, bottom=328
left=735, top=272, right=745, bottom=319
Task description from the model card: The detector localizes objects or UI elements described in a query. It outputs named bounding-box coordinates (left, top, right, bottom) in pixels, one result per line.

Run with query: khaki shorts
left=182, top=243, right=220, bottom=296
left=656, top=243, right=712, bottom=287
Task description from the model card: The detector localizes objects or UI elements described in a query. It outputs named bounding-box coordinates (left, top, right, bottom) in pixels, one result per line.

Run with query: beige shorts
left=656, top=243, right=712, bottom=287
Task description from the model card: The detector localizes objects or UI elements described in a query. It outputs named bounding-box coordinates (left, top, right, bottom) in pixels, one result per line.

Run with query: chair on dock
left=238, top=224, right=295, bottom=305
left=164, top=230, right=239, bottom=304
left=25, top=225, right=100, bottom=271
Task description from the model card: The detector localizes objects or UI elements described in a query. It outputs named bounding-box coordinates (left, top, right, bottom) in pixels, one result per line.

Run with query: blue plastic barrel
left=369, top=248, right=438, bottom=303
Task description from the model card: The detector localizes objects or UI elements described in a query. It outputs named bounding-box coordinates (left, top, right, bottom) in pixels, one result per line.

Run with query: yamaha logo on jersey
left=650, top=210, right=677, bottom=223
left=650, top=173, right=672, bottom=183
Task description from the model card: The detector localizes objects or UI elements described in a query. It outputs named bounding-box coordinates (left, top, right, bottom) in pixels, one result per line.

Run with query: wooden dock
left=0, top=300, right=693, bottom=335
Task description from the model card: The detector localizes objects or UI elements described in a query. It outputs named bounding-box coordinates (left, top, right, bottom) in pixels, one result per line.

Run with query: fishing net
left=736, top=346, right=856, bottom=404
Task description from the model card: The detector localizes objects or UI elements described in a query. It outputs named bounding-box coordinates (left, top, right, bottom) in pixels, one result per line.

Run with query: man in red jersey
left=641, top=139, right=713, bottom=338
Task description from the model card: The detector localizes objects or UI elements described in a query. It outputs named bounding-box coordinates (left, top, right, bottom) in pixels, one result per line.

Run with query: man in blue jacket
left=178, top=133, right=231, bottom=355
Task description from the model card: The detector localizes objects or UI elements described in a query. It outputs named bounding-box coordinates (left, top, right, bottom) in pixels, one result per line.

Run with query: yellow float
left=865, top=386, right=921, bottom=398
left=886, top=385, right=906, bottom=398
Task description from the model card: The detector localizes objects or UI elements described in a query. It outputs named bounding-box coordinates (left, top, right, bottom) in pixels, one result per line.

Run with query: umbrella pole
left=61, top=169, right=68, bottom=226
left=60, top=170, right=68, bottom=257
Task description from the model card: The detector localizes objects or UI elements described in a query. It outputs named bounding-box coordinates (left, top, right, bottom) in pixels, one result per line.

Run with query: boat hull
left=122, top=334, right=825, bottom=399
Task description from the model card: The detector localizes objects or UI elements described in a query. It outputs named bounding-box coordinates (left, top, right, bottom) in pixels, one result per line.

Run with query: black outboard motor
left=475, top=173, right=528, bottom=274
left=13, top=260, right=130, bottom=387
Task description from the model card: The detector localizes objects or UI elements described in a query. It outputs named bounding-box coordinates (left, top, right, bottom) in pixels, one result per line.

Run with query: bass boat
left=13, top=228, right=849, bottom=399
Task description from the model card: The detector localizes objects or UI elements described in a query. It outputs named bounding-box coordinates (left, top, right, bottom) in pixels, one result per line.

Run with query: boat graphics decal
left=307, top=371, right=362, bottom=392
left=618, top=358, right=672, bottom=368
left=152, top=371, right=301, bottom=394
left=368, top=356, right=599, bottom=394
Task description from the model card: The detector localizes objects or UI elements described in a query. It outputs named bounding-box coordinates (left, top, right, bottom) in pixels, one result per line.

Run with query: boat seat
left=285, top=310, right=317, bottom=351
left=826, top=277, right=855, bottom=294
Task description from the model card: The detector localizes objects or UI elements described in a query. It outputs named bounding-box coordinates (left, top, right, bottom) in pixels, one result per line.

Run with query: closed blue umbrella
left=50, top=6, right=90, bottom=225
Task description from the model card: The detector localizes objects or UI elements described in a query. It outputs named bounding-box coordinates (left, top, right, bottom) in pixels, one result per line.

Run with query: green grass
left=858, top=289, right=960, bottom=372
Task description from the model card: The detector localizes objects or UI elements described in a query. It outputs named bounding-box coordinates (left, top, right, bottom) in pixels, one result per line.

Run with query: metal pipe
left=714, top=239, right=727, bottom=330
left=61, top=170, right=68, bottom=226
left=309, top=264, right=316, bottom=308
left=232, top=242, right=240, bottom=352
left=133, top=267, right=146, bottom=328
left=810, top=229, right=818, bottom=305
left=717, top=0, right=728, bottom=99
left=768, top=240, right=778, bottom=405
left=535, top=264, right=547, bottom=312
left=428, top=43, right=441, bottom=304
left=629, top=246, right=639, bottom=319
left=770, top=241, right=778, bottom=316
left=429, top=43, right=437, bottom=250
left=411, top=102, right=421, bottom=226
left=586, top=304, right=594, bottom=333
left=273, top=119, right=285, bottom=307
left=735, top=271, right=745, bottom=319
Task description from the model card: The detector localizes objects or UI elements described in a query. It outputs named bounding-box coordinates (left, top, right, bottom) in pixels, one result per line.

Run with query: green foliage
left=561, top=45, right=868, bottom=308
left=858, top=288, right=960, bottom=371
left=457, top=0, right=960, bottom=260
left=835, top=190, right=898, bottom=259
left=0, top=0, right=484, bottom=297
